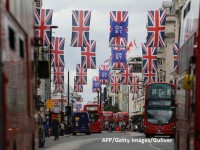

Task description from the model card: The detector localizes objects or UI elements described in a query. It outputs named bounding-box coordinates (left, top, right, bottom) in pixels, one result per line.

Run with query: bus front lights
left=171, top=126, right=176, bottom=131
left=144, top=126, right=149, bottom=130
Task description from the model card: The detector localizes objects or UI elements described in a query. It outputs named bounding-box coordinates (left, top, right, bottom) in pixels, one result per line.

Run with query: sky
left=42, top=0, right=168, bottom=104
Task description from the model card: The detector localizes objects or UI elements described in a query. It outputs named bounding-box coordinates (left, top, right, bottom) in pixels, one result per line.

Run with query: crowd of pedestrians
left=102, top=120, right=144, bottom=133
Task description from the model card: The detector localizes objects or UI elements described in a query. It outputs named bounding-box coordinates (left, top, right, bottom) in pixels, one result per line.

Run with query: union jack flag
left=109, top=11, right=128, bottom=47
left=99, top=64, right=110, bottom=84
left=92, top=76, right=100, bottom=92
left=70, top=10, right=91, bottom=47
left=110, top=76, right=121, bottom=93
left=172, top=43, right=179, bottom=72
left=76, top=64, right=87, bottom=85
left=81, top=40, right=96, bottom=69
left=126, top=39, right=138, bottom=52
left=54, top=84, right=65, bottom=93
left=146, top=10, right=166, bottom=47
left=53, top=67, right=64, bottom=85
left=142, top=43, right=157, bottom=85
left=130, top=76, right=139, bottom=94
left=34, top=8, right=53, bottom=46
left=121, top=65, right=132, bottom=85
left=50, top=37, right=65, bottom=67
left=111, top=48, right=127, bottom=70
left=74, top=76, right=83, bottom=92
left=76, top=103, right=82, bottom=111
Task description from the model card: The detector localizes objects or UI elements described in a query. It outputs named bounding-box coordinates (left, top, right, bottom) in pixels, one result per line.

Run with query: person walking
left=121, top=120, right=126, bottom=133
left=51, top=116, right=61, bottom=141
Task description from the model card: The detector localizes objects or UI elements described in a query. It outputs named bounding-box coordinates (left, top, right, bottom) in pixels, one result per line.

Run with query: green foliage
left=103, top=104, right=121, bottom=113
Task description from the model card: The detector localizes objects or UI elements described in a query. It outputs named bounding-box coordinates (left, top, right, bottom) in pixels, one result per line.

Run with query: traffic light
left=65, top=106, right=72, bottom=116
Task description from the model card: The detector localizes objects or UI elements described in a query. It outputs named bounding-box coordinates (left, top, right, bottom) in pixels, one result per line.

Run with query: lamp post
left=49, top=25, right=58, bottom=127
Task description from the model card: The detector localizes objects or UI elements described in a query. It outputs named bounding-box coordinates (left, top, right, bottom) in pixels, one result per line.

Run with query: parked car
left=72, top=111, right=91, bottom=135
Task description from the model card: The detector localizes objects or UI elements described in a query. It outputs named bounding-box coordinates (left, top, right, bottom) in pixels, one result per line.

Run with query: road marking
left=148, top=144, right=161, bottom=150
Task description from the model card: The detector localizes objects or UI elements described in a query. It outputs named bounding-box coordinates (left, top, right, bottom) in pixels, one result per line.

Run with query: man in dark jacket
left=51, top=117, right=61, bottom=140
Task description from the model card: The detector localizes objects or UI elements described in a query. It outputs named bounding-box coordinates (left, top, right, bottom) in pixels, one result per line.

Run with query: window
left=157, top=59, right=163, bottom=67
left=19, top=39, right=24, bottom=58
left=9, top=27, right=15, bottom=50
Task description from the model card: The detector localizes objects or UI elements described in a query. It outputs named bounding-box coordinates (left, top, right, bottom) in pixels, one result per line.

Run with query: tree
left=103, top=104, right=121, bottom=113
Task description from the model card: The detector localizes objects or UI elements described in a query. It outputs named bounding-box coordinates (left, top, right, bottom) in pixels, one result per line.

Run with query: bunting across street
left=121, top=64, right=132, bottom=85
left=92, top=76, right=100, bottom=92
left=142, top=43, right=157, bottom=85
left=50, top=37, right=65, bottom=67
left=76, top=64, right=87, bottom=85
left=111, top=48, right=127, bottom=70
left=110, top=76, right=121, bottom=93
left=74, top=76, right=83, bottom=92
left=130, top=76, right=139, bottom=94
left=34, top=8, right=53, bottom=46
left=109, top=11, right=128, bottom=47
left=54, top=84, right=65, bottom=93
left=146, top=10, right=166, bottom=47
left=70, top=10, right=91, bottom=47
left=81, top=40, right=96, bottom=69
left=99, top=64, right=110, bottom=84
left=52, top=67, right=64, bottom=85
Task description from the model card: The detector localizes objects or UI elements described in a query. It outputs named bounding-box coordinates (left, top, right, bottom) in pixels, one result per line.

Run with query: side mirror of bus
left=183, top=74, right=194, bottom=90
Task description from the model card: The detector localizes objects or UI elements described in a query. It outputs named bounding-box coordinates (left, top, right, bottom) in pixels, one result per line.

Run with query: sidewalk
left=45, top=134, right=72, bottom=141
left=129, top=131, right=144, bottom=137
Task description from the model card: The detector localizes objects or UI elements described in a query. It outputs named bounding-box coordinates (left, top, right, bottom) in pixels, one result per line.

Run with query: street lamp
left=48, top=25, right=58, bottom=127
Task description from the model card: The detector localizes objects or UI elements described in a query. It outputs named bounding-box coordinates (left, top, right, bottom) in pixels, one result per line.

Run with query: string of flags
left=34, top=7, right=178, bottom=95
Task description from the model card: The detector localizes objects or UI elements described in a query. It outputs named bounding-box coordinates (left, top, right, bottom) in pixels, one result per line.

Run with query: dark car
left=72, top=111, right=91, bottom=135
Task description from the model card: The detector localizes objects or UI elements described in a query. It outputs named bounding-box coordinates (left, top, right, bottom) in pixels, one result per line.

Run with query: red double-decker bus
left=113, top=112, right=129, bottom=131
left=83, top=104, right=102, bottom=133
left=0, top=1, right=38, bottom=149
left=175, top=0, right=200, bottom=149
left=143, top=82, right=176, bottom=138
left=101, top=111, right=113, bottom=130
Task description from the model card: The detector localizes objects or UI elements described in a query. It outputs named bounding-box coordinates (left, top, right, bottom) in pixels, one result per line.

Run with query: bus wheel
left=145, top=134, right=150, bottom=138
left=86, top=132, right=91, bottom=135
left=72, top=132, right=77, bottom=135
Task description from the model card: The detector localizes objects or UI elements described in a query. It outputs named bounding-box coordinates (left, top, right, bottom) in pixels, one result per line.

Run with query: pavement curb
left=45, top=134, right=72, bottom=141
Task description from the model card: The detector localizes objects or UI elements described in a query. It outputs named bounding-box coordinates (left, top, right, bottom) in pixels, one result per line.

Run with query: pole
left=48, top=26, right=58, bottom=126
left=127, top=86, right=129, bottom=114
left=114, top=93, right=116, bottom=113
left=67, top=70, right=70, bottom=125
left=49, top=27, right=52, bottom=127
left=99, top=86, right=102, bottom=110
left=97, top=90, right=99, bottom=104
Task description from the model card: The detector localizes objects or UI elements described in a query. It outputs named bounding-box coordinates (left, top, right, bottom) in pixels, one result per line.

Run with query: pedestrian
left=134, top=124, right=138, bottom=132
left=51, top=116, right=61, bottom=141
left=60, top=121, right=65, bottom=136
left=108, top=122, right=112, bottom=132
left=44, top=119, right=50, bottom=137
left=121, top=120, right=126, bottom=132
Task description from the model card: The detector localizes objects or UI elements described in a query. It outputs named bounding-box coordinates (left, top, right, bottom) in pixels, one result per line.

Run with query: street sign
left=46, top=100, right=54, bottom=109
